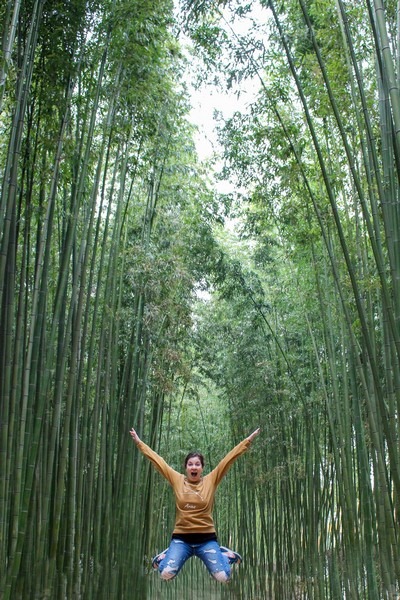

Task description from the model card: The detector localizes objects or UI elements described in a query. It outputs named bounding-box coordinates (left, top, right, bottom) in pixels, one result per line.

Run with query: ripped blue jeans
left=158, top=539, right=231, bottom=583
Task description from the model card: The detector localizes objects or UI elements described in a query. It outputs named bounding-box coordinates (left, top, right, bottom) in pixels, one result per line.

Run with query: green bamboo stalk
left=1, top=71, right=71, bottom=600
left=270, top=0, right=400, bottom=509
left=0, top=0, right=21, bottom=112
left=0, top=192, right=27, bottom=571
left=0, top=0, right=44, bottom=295
left=74, top=136, right=121, bottom=597
left=335, top=0, right=400, bottom=322
left=45, top=46, right=118, bottom=592
left=295, top=0, right=400, bottom=381
left=370, top=0, right=400, bottom=155
left=216, top=2, right=400, bottom=592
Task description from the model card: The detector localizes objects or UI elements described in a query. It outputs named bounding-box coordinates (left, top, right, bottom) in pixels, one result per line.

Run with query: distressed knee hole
left=213, top=571, right=229, bottom=583
left=160, top=566, right=177, bottom=581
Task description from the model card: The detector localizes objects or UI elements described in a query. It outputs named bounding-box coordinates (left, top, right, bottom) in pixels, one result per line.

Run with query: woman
left=129, top=426, right=260, bottom=583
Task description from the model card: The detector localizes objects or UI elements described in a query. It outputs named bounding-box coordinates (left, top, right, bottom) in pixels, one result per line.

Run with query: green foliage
left=2, top=0, right=400, bottom=598
left=0, top=0, right=231, bottom=597
left=174, top=0, right=400, bottom=597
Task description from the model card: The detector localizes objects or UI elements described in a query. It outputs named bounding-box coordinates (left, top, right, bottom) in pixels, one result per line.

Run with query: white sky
left=188, top=85, right=256, bottom=161
left=181, top=2, right=267, bottom=162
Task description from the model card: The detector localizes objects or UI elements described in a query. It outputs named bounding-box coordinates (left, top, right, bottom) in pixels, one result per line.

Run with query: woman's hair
left=184, top=452, right=205, bottom=467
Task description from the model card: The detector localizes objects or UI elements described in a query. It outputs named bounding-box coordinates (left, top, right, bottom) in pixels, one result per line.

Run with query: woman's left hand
left=247, top=427, right=260, bottom=442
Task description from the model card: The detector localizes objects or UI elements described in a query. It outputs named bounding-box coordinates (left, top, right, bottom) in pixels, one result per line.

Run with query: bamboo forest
left=1, top=0, right=400, bottom=598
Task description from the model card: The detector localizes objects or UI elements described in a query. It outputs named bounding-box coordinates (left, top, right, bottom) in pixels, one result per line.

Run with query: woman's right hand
left=129, top=428, right=141, bottom=444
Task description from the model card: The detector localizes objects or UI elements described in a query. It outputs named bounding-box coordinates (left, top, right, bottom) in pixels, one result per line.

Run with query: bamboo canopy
left=0, top=0, right=399, bottom=598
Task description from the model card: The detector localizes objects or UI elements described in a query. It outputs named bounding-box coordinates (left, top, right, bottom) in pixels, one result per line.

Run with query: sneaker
left=220, top=546, right=242, bottom=565
left=151, top=549, right=167, bottom=570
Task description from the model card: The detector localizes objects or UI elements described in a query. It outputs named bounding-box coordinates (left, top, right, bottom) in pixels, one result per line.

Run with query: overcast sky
left=183, top=3, right=267, bottom=161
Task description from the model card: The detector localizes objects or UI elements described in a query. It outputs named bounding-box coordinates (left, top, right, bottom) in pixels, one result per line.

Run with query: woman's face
left=185, top=456, right=204, bottom=483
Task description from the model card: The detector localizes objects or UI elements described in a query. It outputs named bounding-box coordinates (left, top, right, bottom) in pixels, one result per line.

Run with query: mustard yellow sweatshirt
left=137, top=439, right=250, bottom=534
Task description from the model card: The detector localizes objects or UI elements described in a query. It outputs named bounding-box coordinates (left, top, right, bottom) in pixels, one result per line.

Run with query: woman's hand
left=247, top=427, right=260, bottom=443
left=129, top=428, right=141, bottom=444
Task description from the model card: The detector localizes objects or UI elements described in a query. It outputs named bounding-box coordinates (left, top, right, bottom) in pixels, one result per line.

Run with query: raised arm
left=129, top=427, right=179, bottom=486
left=210, top=427, right=260, bottom=486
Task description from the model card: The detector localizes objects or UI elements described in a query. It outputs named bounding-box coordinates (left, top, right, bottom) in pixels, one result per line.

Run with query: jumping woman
left=129, top=426, right=260, bottom=583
